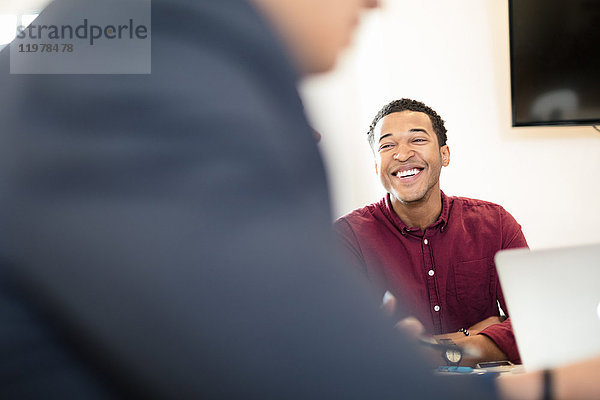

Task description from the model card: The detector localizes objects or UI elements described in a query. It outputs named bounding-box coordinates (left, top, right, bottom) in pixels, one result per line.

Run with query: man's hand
left=430, top=334, right=507, bottom=366
left=452, top=334, right=508, bottom=367
left=433, top=315, right=509, bottom=366
left=395, top=316, right=426, bottom=339
left=381, top=290, right=397, bottom=318
left=382, top=292, right=508, bottom=366
left=381, top=292, right=426, bottom=339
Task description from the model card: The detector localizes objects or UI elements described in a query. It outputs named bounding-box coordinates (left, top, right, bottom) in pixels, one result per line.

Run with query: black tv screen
left=509, top=0, right=600, bottom=127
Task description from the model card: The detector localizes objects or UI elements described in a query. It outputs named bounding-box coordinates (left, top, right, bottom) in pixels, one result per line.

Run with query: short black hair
left=367, top=98, right=448, bottom=151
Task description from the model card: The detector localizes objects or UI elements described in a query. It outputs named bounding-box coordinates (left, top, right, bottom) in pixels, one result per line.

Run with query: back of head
left=251, top=0, right=379, bottom=74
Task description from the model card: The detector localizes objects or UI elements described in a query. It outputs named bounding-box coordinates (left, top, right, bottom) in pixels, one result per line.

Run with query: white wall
left=301, top=0, right=600, bottom=250
left=0, top=0, right=50, bottom=14
left=0, top=0, right=47, bottom=49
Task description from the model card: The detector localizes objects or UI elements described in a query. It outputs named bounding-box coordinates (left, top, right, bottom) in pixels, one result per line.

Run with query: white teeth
left=397, top=168, right=420, bottom=178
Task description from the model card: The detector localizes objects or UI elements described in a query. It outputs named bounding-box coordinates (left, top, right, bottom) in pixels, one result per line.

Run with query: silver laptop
left=495, top=243, right=600, bottom=371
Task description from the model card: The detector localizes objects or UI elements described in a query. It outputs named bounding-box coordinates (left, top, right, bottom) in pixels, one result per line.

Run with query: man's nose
left=363, top=0, right=380, bottom=10
left=393, top=145, right=415, bottom=162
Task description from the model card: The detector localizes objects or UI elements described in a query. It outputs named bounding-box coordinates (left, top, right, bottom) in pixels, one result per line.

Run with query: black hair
left=367, top=98, right=447, bottom=151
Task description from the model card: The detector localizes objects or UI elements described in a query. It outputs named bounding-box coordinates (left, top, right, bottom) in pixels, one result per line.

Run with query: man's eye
left=379, top=144, right=393, bottom=151
left=413, top=138, right=427, bottom=143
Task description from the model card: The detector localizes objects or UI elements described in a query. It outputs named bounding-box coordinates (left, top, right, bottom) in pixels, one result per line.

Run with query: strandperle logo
left=10, top=0, right=151, bottom=74
left=16, top=19, right=149, bottom=46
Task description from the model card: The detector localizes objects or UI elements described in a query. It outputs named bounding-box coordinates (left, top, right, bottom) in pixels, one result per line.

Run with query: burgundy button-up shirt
left=334, top=192, right=528, bottom=363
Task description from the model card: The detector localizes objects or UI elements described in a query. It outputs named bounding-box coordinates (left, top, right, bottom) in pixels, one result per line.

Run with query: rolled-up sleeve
left=479, top=318, right=521, bottom=364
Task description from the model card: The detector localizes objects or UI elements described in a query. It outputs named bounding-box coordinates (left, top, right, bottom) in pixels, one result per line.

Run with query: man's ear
left=440, top=145, right=450, bottom=167
left=374, top=161, right=379, bottom=175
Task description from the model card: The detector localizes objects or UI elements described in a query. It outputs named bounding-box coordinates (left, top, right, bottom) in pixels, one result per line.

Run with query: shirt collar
left=382, top=191, right=450, bottom=234
left=437, top=191, right=450, bottom=228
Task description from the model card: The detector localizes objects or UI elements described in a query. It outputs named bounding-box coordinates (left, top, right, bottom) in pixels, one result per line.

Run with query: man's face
left=374, top=111, right=450, bottom=205
left=253, top=0, right=379, bottom=73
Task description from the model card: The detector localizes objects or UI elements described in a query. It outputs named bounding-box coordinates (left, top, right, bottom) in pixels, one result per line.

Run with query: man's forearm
left=497, top=356, right=600, bottom=400
left=432, top=316, right=509, bottom=366
left=453, top=334, right=508, bottom=366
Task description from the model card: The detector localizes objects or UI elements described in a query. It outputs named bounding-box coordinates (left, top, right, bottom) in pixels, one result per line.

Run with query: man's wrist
left=542, top=369, right=553, bottom=400
left=496, top=370, right=544, bottom=400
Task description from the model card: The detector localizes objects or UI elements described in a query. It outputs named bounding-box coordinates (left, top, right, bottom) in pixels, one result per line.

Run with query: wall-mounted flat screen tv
left=509, top=0, right=600, bottom=127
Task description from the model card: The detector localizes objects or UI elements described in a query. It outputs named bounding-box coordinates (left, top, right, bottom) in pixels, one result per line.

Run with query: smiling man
left=334, top=98, right=528, bottom=365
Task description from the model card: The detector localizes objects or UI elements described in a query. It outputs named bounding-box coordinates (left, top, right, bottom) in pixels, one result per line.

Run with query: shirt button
left=424, top=239, right=429, bottom=245
left=434, top=305, right=440, bottom=312
left=428, top=270, right=435, bottom=276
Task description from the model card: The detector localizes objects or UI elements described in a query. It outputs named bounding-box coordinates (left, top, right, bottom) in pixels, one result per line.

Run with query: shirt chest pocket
left=452, top=257, right=494, bottom=313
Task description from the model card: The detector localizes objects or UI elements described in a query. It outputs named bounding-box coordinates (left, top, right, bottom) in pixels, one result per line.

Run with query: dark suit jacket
left=0, top=0, right=495, bottom=398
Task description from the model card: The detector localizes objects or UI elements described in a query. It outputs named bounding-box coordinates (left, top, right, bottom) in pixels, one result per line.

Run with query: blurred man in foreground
left=0, top=0, right=596, bottom=399
left=0, top=0, right=491, bottom=397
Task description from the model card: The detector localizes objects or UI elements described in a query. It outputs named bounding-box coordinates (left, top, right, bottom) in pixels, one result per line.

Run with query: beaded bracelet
left=458, top=328, right=469, bottom=336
